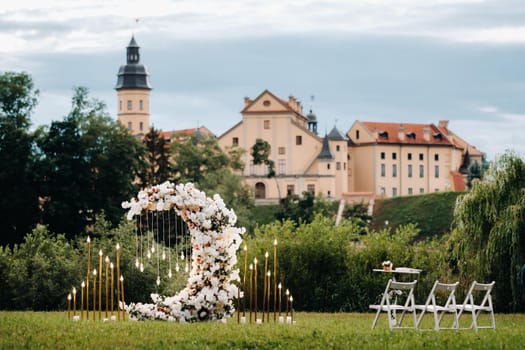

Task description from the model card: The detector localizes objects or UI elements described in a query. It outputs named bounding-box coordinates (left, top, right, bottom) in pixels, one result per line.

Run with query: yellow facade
left=218, top=91, right=482, bottom=202
left=218, top=90, right=347, bottom=202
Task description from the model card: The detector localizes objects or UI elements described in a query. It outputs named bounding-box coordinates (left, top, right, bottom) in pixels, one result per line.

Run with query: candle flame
left=265, top=252, right=269, bottom=258
left=168, top=270, right=172, bottom=278
left=249, top=264, right=253, bottom=270
left=72, top=287, right=76, bottom=294
left=286, top=289, right=289, bottom=295
left=243, top=245, right=247, bottom=251
left=290, top=296, right=293, bottom=302
left=274, top=239, right=277, bottom=246
left=99, top=250, right=103, bottom=256
left=120, top=275, right=124, bottom=282
left=110, top=262, right=114, bottom=269
left=87, top=236, right=91, bottom=243
left=267, top=271, right=271, bottom=276
left=254, top=257, right=258, bottom=264
left=81, top=281, right=85, bottom=288
left=135, top=259, right=139, bottom=268
left=116, top=243, right=120, bottom=250
left=93, top=269, right=97, bottom=276
left=278, top=283, right=282, bottom=289
left=140, top=263, right=144, bottom=272
left=156, top=277, right=160, bottom=286
left=105, top=256, right=109, bottom=263
left=68, top=293, right=71, bottom=300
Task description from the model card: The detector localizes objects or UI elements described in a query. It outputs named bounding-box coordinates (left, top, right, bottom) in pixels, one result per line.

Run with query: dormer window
left=433, top=133, right=443, bottom=140
left=378, top=131, right=388, bottom=139
left=406, top=132, right=416, bottom=140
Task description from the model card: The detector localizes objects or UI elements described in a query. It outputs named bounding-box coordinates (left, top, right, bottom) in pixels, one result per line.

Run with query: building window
left=127, top=100, right=132, bottom=110
left=420, top=188, right=425, bottom=194
left=327, top=163, right=331, bottom=170
left=296, top=135, right=302, bottom=145
left=381, top=164, right=386, bottom=177
left=392, top=164, right=397, bottom=177
left=434, top=154, right=439, bottom=161
left=255, top=182, right=266, bottom=199
left=307, top=184, right=315, bottom=194
left=336, top=145, right=340, bottom=151
left=392, top=152, right=397, bottom=160
left=127, top=121, right=132, bottom=130
left=336, top=162, right=341, bottom=170
left=287, top=185, right=295, bottom=196
left=380, top=187, right=386, bottom=196
left=278, top=147, right=285, bottom=155
left=381, top=152, right=385, bottom=160
left=232, top=137, right=239, bottom=146
left=419, top=165, right=424, bottom=178
left=250, top=161, right=256, bottom=175
left=419, top=153, right=424, bottom=161
left=392, top=187, right=398, bottom=197
left=278, top=159, right=286, bottom=175
left=356, top=130, right=360, bottom=139
left=408, top=187, right=413, bottom=195
left=264, top=120, right=270, bottom=129
left=435, top=165, right=439, bottom=178
left=435, top=188, right=440, bottom=192
left=139, top=122, right=144, bottom=131
left=408, top=153, right=412, bottom=160
left=119, top=100, right=122, bottom=111
left=139, top=100, right=144, bottom=111
left=344, top=162, right=346, bottom=170
left=408, top=164, right=413, bottom=178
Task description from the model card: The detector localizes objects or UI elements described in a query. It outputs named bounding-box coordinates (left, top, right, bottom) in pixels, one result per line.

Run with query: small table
left=373, top=267, right=422, bottom=278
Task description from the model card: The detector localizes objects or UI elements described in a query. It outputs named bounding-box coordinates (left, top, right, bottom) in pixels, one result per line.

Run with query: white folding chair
left=370, top=279, right=418, bottom=330
left=455, top=281, right=496, bottom=331
left=415, top=280, right=459, bottom=330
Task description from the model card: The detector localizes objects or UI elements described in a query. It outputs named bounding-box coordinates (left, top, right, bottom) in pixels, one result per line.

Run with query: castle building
left=115, top=36, right=152, bottom=137
left=113, top=39, right=482, bottom=202
left=217, top=90, right=482, bottom=202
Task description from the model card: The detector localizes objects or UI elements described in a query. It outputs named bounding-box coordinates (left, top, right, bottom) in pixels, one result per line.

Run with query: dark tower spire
left=115, top=35, right=152, bottom=90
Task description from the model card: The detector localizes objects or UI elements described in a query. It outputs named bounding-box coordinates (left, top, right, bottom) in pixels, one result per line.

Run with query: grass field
left=0, top=312, right=522, bottom=349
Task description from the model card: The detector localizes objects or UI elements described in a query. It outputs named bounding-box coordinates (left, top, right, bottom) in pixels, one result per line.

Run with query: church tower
left=115, top=35, right=152, bottom=136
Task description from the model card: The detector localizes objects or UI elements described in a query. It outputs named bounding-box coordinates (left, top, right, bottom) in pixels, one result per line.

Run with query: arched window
left=255, top=182, right=266, bottom=199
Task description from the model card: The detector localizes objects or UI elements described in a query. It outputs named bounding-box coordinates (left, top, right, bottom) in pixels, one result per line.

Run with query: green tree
left=0, top=71, right=40, bottom=245
left=35, top=87, right=145, bottom=238
left=171, top=133, right=229, bottom=184
left=251, top=138, right=282, bottom=199
left=139, top=126, right=171, bottom=187
left=251, top=138, right=275, bottom=177
left=448, top=151, right=525, bottom=311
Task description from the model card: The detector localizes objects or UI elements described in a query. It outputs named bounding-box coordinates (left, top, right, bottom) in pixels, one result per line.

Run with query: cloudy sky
left=2, top=0, right=525, bottom=160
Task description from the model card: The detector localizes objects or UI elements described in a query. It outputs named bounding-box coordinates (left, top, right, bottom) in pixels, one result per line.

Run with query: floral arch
left=121, top=182, right=244, bottom=321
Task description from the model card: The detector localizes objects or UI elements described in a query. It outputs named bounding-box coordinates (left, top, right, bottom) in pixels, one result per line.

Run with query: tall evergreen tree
left=0, top=72, right=40, bottom=245
left=139, top=126, right=171, bottom=187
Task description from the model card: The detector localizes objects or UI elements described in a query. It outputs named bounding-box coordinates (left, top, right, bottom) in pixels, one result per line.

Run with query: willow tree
left=449, top=151, right=525, bottom=311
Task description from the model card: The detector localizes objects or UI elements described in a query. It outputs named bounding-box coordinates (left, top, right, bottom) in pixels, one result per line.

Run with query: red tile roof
left=361, top=121, right=453, bottom=146
left=450, top=171, right=466, bottom=191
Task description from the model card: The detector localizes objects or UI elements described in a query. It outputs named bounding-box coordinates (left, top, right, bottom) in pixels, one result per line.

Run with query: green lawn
left=0, top=312, right=521, bottom=349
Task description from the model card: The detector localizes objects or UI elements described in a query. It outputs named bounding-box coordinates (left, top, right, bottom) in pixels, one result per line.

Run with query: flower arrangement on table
left=122, top=181, right=245, bottom=322
left=382, top=260, right=393, bottom=271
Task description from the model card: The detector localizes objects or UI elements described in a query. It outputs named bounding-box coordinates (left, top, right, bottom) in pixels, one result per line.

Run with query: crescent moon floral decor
left=121, top=181, right=245, bottom=322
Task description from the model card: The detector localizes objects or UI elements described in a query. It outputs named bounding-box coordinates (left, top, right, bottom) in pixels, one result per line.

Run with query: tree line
left=0, top=71, right=252, bottom=246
